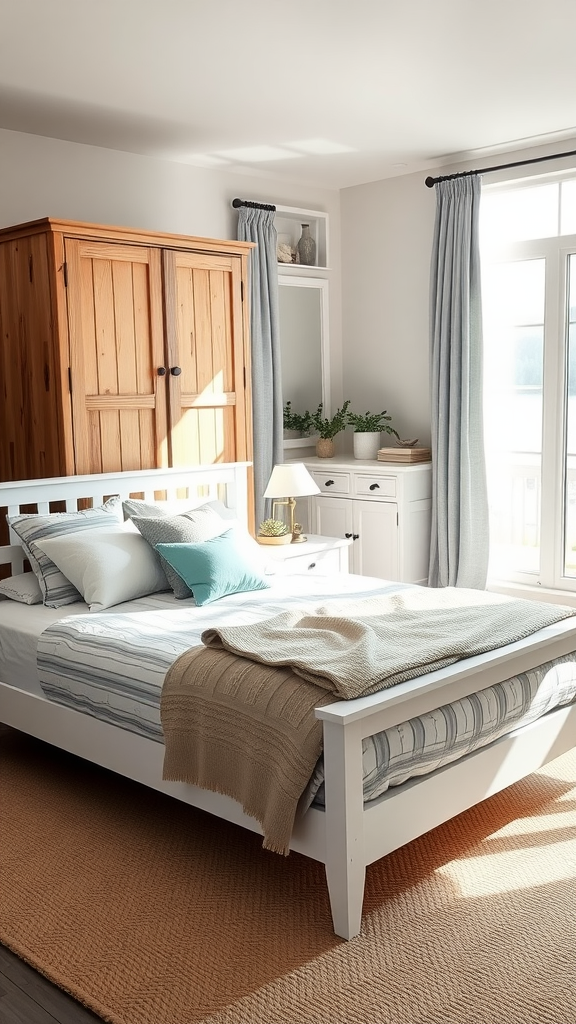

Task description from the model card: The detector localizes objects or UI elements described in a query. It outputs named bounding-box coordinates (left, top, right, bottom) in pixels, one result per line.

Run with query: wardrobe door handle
left=369, top=483, right=380, bottom=491
left=353, top=533, right=360, bottom=540
left=170, top=366, right=182, bottom=376
left=157, top=366, right=167, bottom=376
left=345, top=532, right=353, bottom=539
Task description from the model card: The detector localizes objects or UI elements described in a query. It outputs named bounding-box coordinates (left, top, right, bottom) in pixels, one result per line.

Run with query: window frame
left=481, top=182, right=576, bottom=594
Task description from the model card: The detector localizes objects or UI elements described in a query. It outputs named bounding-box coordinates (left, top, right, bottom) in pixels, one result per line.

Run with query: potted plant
left=347, top=409, right=399, bottom=460
left=310, top=400, right=351, bottom=458
left=257, top=517, right=291, bottom=545
left=283, top=402, right=312, bottom=439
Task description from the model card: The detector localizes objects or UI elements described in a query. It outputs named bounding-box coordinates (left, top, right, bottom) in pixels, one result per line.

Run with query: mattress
left=17, top=574, right=576, bottom=805
left=0, top=596, right=87, bottom=696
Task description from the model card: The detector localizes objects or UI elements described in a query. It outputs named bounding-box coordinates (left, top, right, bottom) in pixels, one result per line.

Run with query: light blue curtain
left=428, top=175, right=489, bottom=589
left=237, top=205, right=283, bottom=529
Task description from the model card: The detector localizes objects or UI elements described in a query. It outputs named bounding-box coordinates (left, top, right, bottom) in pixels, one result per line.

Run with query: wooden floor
left=0, top=944, right=103, bottom=1024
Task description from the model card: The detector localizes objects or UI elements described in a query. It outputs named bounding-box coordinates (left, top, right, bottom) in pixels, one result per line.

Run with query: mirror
left=278, top=275, right=330, bottom=417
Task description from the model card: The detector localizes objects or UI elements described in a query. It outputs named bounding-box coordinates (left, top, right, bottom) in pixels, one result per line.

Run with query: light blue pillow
left=156, top=530, right=270, bottom=606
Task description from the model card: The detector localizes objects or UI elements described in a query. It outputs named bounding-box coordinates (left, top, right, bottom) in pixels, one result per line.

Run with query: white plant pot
left=353, top=431, right=381, bottom=460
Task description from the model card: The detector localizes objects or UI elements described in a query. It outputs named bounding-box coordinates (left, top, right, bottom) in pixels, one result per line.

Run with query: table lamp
left=263, top=463, right=320, bottom=542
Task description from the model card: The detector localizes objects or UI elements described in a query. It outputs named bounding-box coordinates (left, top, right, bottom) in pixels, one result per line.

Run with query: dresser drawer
left=353, top=473, right=396, bottom=498
left=281, top=547, right=344, bottom=575
left=311, top=471, right=351, bottom=496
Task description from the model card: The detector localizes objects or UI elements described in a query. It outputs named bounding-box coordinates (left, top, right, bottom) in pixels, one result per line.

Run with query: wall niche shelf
left=283, top=435, right=319, bottom=450
left=275, top=205, right=329, bottom=271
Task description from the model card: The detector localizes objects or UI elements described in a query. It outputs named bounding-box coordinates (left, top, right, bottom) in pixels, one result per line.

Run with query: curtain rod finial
left=425, top=176, right=436, bottom=188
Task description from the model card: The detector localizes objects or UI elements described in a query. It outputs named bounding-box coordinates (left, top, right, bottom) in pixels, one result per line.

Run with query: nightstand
left=263, top=535, right=352, bottom=575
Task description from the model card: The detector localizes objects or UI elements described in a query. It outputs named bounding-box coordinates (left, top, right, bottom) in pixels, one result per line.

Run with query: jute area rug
left=1, top=727, right=576, bottom=1024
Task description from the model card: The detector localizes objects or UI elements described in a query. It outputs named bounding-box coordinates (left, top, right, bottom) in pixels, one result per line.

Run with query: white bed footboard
left=314, top=619, right=576, bottom=937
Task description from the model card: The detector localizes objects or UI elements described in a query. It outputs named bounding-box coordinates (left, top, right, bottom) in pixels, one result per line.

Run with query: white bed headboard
left=0, top=463, right=250, bottom=575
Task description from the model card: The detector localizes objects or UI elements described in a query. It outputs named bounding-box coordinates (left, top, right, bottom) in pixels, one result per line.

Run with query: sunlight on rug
left=1, top=727, right=575, bottom=1024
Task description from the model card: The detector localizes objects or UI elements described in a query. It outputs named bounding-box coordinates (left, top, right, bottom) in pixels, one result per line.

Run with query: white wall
left=340, top=136, right=576, bottom=450
left=0, top=126, right=343, bottom=419
left=341, top=172, right=434, bottom=447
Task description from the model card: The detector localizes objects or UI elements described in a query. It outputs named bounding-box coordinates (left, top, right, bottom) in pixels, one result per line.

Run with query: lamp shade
left=263, top=462, right=320, bottom=499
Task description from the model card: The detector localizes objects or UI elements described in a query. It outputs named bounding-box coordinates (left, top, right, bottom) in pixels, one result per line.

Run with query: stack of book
left=377, top=447, right=432, bottom=464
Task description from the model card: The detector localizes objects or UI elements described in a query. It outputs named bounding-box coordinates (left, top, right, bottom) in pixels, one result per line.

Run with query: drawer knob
left=307, top=562, right=316, bottom=570
left=369, top=483, right=380, bottom=491
left=324, top=479, right=335, bottom=487
left=170, top=366, right=182, bottom=376
left=157, top=366, right=167, bottom=376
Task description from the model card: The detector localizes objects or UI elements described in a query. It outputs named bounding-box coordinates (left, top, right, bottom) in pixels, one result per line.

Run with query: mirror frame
left=278, top=274, right=331, bottom=421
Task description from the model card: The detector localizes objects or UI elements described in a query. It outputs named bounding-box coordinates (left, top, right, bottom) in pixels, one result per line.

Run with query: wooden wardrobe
left=0, top=218, right=254, bottom=482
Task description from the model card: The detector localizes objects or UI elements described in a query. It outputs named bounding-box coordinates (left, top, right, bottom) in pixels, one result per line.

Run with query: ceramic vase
left=297, top=224, right=316, bottom=266
left=353, top=431, right=381, bottom=460
left=316, top=437, right=335, bottom=458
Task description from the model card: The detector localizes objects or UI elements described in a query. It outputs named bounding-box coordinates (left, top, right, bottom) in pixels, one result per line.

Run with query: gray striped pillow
left=7, top=498, right=123, bottom=608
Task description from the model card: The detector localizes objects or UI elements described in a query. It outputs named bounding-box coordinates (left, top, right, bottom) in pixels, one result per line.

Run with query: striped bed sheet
left=35, top=574, right=576, bottom=807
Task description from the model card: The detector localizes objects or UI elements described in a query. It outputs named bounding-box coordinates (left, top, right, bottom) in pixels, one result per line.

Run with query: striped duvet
left=36, top=575, right=576, bottom=806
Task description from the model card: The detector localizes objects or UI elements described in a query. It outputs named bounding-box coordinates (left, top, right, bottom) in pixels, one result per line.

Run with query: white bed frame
left=2, top=463, right=576, bottom=941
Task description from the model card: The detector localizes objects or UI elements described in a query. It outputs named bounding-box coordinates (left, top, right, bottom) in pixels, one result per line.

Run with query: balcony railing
left=487, top=450, right=576, bottom=578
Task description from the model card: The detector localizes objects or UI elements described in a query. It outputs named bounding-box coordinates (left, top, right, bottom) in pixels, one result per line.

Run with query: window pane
left=483, top=259, right=545, bottom=577
left=564, top=255, right=576, bottom=575
left=481, top=184, right=558, bottom=245
left=561, top=180, right=576, bottom=236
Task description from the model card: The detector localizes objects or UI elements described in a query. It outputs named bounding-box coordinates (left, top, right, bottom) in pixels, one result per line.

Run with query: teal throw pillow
left=156, top=530, right=270, bottom=606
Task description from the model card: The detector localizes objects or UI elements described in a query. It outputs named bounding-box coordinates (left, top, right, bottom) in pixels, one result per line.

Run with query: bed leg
left=322, top=717, right=365, bottom=940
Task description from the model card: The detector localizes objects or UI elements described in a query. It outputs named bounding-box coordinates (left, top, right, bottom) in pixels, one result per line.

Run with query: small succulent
left=258, top=518, right=289, bottom=537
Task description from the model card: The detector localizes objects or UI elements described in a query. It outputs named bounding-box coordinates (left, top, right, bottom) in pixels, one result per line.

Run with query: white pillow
left=7, top=497, right=123, bottom=608
left=34, top=523, right=169, bottom=611
left=0, top=572, right=43, bottom=605
left=226, top=520, right=271, bottom=575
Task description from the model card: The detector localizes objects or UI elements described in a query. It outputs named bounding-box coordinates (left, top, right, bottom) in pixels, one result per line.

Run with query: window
left=481, top=175, right=576, bottom=593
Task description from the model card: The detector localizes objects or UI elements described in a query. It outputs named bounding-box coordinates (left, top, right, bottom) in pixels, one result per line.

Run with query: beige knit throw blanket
left=161, top=587, right=575, bottom=854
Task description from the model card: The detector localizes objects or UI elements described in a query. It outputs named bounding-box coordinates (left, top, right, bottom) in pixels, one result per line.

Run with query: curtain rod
left=232, top=198, right=276, bottom=211
left=424, top=146, right=576, bottom=188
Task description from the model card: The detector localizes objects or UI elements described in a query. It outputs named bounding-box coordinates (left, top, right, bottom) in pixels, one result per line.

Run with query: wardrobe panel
left=65, top=238, right=168, bottom=474
left=165, top=249, right=248, bottom=467
left=0, top=234, right=64, bottom=480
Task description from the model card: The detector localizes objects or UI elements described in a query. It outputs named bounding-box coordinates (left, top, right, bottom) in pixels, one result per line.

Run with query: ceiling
left=2, top=0, right=576, bottom=190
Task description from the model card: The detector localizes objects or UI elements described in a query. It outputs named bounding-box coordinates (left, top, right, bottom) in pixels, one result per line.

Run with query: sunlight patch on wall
left=182, top=138, right=355, bottom=168
left=215, top=145, right=300, bottom=163
left=285, top=138, right=355, bottom=155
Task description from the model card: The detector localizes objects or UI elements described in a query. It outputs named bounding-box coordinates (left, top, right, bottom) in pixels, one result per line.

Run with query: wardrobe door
left=64, top=239, right=168, bottom=474
left=163, top=250, right=252, bottom=466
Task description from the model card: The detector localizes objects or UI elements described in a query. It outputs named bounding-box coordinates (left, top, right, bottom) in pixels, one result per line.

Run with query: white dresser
left=299, top=457, right=432, bottom=585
